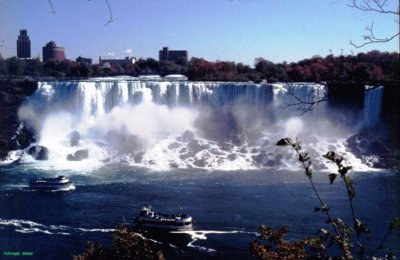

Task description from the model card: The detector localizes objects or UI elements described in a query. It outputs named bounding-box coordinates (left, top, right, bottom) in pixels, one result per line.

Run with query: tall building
left=42, top=41, right=65, bottom=62
left=159, top=47, right=188, bottom=63
left=17, top=29, right=31, bottom=58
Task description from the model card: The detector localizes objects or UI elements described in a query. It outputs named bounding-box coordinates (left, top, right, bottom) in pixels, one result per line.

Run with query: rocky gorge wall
left=0, top=79, right=37, bottom=159
left=327, top=81, right=400, bottom=168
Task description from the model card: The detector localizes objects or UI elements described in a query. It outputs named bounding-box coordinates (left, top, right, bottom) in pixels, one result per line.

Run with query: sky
left=0, top=0, right=398, bottom=66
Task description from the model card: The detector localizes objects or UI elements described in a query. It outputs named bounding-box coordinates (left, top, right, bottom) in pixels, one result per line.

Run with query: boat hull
left=29, top=182, right=76, bottom=191
left=134, top=222, right=193, bottom=231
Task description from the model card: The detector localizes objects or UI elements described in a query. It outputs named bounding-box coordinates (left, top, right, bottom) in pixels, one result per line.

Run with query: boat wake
left=0, top=218, right=115, bottom=236
left=171, top=229, right=258, bottom=253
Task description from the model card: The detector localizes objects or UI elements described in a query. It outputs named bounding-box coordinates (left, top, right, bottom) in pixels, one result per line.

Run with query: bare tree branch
left=104, top=0, right=114, bottom=26
left=348, top=0, right=400, bottom=48
left=280, top=86, right=328, bottom=115
left=349, top=0, right=399, bottom=15
left=47, top=0, right=114, bottom=25
left=350, top=22, right=400, bottom=47
left=48, top=0, right=56, bottom=13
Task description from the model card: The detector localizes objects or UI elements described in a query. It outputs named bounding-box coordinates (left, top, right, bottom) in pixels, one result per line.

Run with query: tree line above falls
left=0, top=50, right=398, bottom=84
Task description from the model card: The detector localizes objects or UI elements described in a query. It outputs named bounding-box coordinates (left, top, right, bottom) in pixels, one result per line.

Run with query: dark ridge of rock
left=239, top=147, right=248, bottom=153
left=252, top=152, right=268, bottom=166
left=28, top=145, right=49, bottom=160
left=219, top=143, right=233, bottom=152
left=105, top=131, right=142, bottom=153
left=250, top=148, right=259, bottom=154
left=69, top=131, right=80, bottom=146
left=67, top=149, right=89, bottom=161
left=0, top=79, right=38, bottom=159
left=209, top=148, right=225, bottom=156
left=227, top=153, right=238, bottom=161
left=134, top=151, right=145, bottom=163
left=179, top=148, right=188, bottom=154
left=180, top=130, right=195, bottom=142
left=195, top=110, right=244, bottom=145
left=193, top=159, right=206, bottom=167
left=169, top=162, right=179, bottom=168
left=168, top=142, right=180, bottom=149
left=187, top=140, right=209, bottom=154
left=179, top=152, right=194, bottom=160
left=346, top=127, right=392, bottom=168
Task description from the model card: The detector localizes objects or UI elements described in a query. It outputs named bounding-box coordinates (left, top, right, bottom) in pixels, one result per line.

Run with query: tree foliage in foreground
left=250, top=138, right=400, bottom=259
left=73, top=225, right=165, bottom=260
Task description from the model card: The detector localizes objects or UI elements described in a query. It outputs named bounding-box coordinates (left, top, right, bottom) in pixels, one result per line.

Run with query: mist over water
left=13, top=77, right=376, bottom=172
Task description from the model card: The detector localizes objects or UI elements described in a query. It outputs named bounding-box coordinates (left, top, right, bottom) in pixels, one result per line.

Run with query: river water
left=1, top=165, right=399, bottom=259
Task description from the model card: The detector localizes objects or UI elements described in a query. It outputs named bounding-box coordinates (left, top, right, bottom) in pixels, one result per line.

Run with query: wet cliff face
left=382, top=82, right=400, bottom=151
left=0, top=79, right=37, bottom=159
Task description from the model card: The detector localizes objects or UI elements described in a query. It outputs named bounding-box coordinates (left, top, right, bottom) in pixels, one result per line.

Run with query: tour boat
left=29, top=175, right=75, bottom=191
left=134, top=207, right=193, bottom=230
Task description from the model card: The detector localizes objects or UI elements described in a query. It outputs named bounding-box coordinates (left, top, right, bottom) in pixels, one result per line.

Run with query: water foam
left=0, top=218, right=115, bottom=235
left=171, top=229, right=258, bottom=253
left=4, top=78, right=380, bottom=172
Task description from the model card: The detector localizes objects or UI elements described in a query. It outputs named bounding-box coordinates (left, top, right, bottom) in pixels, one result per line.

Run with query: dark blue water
left=1, top=165, right=399, bottom=259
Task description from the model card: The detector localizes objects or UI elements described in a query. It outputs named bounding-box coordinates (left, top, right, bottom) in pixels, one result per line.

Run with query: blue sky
left=0, top=0, right=398, bottom=65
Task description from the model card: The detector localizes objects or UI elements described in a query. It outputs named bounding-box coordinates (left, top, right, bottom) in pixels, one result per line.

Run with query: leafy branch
left=251, top=138, right=399, bottom=259
left=324, top=151, right=370, bottom=258
left=277, top=138, right=352, bottom=258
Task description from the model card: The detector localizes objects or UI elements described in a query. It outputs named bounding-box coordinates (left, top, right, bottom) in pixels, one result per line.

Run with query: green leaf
left=329, top=173, right=337, bottom=184
left=308, top=238, right=318, bottom=246
left=348, top=186, right=356, bottom=200
left=299, top=152, right=310, bottom=162
left=323, top=151, right=336, bottom=162
left=276, top=138, right=293, bottom=146
left=343, top=176, right=352, bottom=186
left=321, top=204, right=329, bottom=212
left=354, top=219, right=365, bottom=234
left=339, top=166, right=352, bottom=176
left=306, top=168, right=313, bottom=179
left=323, top=151, right=344, bottom=166
left=358, top=221, right=370, bottom=234
left=334, top=155, right=343, bottom=165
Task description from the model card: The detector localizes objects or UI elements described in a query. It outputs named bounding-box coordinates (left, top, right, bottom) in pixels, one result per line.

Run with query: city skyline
left=1, top=0, right=398, bottom=66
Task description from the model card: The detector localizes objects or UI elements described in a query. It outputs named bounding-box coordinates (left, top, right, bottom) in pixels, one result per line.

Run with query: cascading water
left=363, top=85, right=384, bottom=128
left=10, top=77, right=374, bottom=172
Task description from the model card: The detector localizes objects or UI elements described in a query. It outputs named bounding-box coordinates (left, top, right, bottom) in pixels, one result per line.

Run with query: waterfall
left=13, top=77, right=371, bottom=172
left=363, top=86, right=384, bottom=128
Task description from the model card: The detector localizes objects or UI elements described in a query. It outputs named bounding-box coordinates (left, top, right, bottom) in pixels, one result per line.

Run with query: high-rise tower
left=17, top=29, right=31, bottom=58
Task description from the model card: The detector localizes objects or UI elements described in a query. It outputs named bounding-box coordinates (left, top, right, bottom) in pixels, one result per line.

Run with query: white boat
left=29, top=176, right=75, bottom=191
left=134, top=207, right=193, bottom=231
